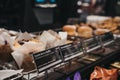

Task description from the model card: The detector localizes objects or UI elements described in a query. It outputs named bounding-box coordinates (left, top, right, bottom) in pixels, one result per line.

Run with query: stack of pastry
left=63, top=24, right=93, bottom=38
left=87, top=16, right=120, bottom=35
left=98, top=18, right=120, bottom=34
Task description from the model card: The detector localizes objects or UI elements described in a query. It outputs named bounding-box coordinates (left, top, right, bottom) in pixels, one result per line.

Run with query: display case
left=19, top=32, right=120, bottom=80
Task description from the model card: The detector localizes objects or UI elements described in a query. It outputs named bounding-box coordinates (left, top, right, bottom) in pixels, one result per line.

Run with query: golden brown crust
left=95, top=29, right=109, bottom=35
left=112, top=30, right=120, bottom=34
left=67, top=31, right=77, bottom=36
left=77, top=26, right=93, bottom=38
left=97, top=23, right=117, bottom=31
left=62, top=25, right=77, bottom=36
left=63, top=25, right=76, bottom=31
left=113, top=17, right=120, bottom=26
left=113, top=17, right=120, bottom=22
left=109, top=24, right=117, bottom=31
left=103, top=18, right=113, bottom=23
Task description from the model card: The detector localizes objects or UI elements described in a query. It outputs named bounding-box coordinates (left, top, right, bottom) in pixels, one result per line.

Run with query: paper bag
left=90, top=66, right=118, bottom=80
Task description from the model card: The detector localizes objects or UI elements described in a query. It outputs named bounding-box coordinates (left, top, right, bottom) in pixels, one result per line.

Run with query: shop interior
left=0, top=0, right=120, bottom=80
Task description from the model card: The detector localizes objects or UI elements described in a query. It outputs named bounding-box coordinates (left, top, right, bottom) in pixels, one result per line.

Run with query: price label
left=60, top=43, right=83, bottom=61
left=82, top=36, right=102, bottom=53
left=100, top=32, right=114, bottom=43
left=84, top=37, right=99, bottom=50
left=32, top=47, right=62, bottom=73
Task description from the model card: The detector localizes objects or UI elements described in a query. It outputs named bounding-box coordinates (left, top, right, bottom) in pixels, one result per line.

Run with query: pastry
left=95, top=29, right=110, bottom=35
left=63, top=25, right=77, bottom=36
left=77, top=26, right=93, bottom=38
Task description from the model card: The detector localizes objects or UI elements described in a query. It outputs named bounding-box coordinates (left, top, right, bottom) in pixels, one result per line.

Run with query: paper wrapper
left=39, top=31, right=56, bottom=43
left=16, top=32, right=33, bottom=41
left=0, top=32, right=15, bottom=48
left=0, top=45, right=13, bottom=62
left=0, top=69, right=23, bottom=80
left=39, top=31, right=68, bottom=49
left=12, top=51, right=35, bottom=72
left=8, top=30, right=18, bottom=36
left=12, top=41, right=46, bottom=72
left=48, top=29, right=60, bottom=39
left=0, top=32, right=15, bottom=62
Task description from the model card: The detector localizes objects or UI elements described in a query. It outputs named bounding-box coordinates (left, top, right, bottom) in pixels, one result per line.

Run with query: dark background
left=0, top=0, right=119, bottom=32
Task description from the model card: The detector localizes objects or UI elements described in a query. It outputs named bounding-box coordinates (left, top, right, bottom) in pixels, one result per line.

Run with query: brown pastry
left=109, top=24, right=117, bottom=31
left=22, top=54, right=35, bottom=72
left=113, top=17, right=120, bottom=26
left=98, top=23, right=117, bottom=31
left=112, top=30, right=120, bottom=34
left=77, top=26, right=93, bottom=38
left=98, top=24, right=106, bottom=29
left=63, top=25, right=77, bottom=36
left=103, top=18, right=113, bottom=23
left=0, top=44, right=13, bottom=62
left=113, top=17, right=120, bottom=23
left=95, top=29, right=110, bottom=35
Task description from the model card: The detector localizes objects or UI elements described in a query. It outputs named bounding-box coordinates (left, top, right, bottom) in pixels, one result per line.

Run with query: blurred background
left=0, top=0, right=120, bottom=32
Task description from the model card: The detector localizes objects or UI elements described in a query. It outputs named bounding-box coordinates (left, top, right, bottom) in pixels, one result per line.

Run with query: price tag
left=32, top=47, right=62, bottom=73
left=84, top=37, right=101, bottom=52
left=100, top=32, right=114, bottom=43
left=60, top=43, right=83, bottom=61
